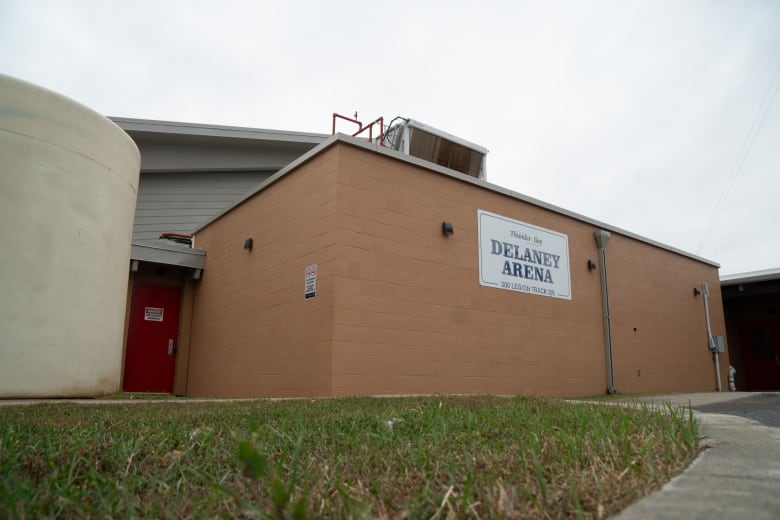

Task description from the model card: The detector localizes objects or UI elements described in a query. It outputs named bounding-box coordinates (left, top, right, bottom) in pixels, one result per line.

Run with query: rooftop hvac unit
left=385, top=118, right=487, bottom=181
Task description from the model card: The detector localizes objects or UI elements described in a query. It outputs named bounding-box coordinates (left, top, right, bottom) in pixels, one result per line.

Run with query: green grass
left=0, top=396, right=698, bottom=519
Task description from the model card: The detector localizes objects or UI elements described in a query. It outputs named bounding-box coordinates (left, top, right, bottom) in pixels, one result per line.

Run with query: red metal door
left=740, top=320, right=780, bottom=391
left=123, top=283, right=181, bottom=393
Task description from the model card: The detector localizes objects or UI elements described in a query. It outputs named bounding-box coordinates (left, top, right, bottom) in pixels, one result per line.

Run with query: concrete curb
left=608, top=393, right=780, bottom=519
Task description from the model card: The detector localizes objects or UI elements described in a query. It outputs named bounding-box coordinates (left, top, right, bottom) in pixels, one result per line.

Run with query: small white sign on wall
left=478, top=209, right=572, bottom=300
left=144, top=307, right=164, bottom=321
left=304, top=264, right=317, bottom=300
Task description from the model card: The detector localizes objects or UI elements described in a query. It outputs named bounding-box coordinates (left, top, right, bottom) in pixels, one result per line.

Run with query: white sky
left=1, top=0, right=778, bottom=275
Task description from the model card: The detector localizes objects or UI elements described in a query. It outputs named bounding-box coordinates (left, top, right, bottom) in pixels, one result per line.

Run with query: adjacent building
left=114, top=118, right=730, bottom=398
left=721, top=269, right=780, bottom=391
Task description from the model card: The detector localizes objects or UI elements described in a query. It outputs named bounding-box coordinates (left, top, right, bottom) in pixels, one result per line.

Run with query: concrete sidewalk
left=610, top=392, right=780, bottom=520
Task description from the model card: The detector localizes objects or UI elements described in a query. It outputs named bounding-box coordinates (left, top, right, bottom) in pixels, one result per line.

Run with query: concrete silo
left=0, top=74, right=140, bottom=397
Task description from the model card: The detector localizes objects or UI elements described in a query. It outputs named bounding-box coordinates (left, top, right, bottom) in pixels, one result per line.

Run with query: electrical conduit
left=701, top=282, right=722, bottom=391
left=595, top=230, right=617, bottom=394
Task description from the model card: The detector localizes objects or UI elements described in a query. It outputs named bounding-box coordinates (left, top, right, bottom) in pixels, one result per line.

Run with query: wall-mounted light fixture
left=693, top=287, right=701, bottom=297
left=587, top=259, right=597, bottom=271
left=244, top=238, right=253, bottom=251
left=442, top=222, right=454, bottom=236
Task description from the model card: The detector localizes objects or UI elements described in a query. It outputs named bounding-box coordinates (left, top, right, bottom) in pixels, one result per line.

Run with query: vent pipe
left=595, top=230, right=617, bottom=394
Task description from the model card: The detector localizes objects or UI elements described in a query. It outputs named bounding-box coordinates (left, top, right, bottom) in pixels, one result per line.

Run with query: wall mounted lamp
left=587, top=259, right=597, bottom=271
left=693, top=287, right=700, bottom=297
left=442, top=222, right=454, bottom=236
left=244, top=238, right=254, bottom=251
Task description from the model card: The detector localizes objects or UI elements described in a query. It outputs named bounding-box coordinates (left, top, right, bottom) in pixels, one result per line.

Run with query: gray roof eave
left=110, top=117, right=328, bottom=145
left=720, top=268, right=780, bottom=286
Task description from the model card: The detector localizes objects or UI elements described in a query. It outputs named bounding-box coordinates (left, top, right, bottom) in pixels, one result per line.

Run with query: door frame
left=122, top=281, right=182, bottom=393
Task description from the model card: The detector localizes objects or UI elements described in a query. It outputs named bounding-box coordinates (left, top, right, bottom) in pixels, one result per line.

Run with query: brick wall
left=187, top=148, right=340, bottom=397
left=188, top=140, right=728, bottom=397
left=607, top=234, right=726, bottom=393
left=328, top=144, right=727, bottom=396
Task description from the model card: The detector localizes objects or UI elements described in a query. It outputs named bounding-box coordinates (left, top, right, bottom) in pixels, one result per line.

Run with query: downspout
left=701, top=282, right=722, bottom=391
left=595, top=230, right=617, bottom=394
left=728, top=365, right=736, bottom=391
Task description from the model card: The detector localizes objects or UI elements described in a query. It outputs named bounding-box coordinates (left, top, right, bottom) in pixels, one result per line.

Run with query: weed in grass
left=0, top=396, right=698, bottom=519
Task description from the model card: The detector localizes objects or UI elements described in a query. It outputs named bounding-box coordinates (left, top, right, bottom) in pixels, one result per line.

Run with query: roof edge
left=720, top=268, right=780, bottom=286
left=131, top=240, right=206, bottom=269
left=194, top=133, right=720, bottom=268
left=339, top=135, right=720, bottom=268
left=110, top=116, right=328, bottom=144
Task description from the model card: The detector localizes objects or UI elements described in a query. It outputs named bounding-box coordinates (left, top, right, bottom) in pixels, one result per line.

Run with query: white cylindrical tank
left=0, top=74, right=140, bottom=397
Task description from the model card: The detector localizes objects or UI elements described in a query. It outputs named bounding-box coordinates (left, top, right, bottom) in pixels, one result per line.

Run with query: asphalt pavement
left=610, top=392, right=780, bottom=520
left=693, top=392, right=780, bottom=427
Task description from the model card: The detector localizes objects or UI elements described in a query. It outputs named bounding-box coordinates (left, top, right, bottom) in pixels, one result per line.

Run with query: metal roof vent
left=385, top=118, right=487, bottom=181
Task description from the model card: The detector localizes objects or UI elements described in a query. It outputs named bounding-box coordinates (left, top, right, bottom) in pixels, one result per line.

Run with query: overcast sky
left=2, top=0, right=778, bottom=275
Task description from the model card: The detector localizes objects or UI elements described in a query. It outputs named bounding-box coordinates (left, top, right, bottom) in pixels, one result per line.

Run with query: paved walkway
left=609, top=392, right=780, bottom=520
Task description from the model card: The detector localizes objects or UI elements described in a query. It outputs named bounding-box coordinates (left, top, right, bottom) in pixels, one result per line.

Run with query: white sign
left=144, top=307, right=164, bottom=321
left=304, top=264, right=317, bottom=300
left=478, top=210, right=571, bottom=300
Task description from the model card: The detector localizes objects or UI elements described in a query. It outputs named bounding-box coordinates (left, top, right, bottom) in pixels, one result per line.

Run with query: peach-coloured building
left=177, top=134, right=728, bottom=398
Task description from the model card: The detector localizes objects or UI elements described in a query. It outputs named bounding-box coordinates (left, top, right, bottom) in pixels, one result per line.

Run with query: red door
left=740, top=320, right=780, bottom=391
left=123, top=283, right=181, bottom=393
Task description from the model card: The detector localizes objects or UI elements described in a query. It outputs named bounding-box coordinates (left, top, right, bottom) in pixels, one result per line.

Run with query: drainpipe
left=701, top=282, right=722, bottom=391
left=728, top=365, right=736, bottom=391
left=595, top=230, right=617, bottom=394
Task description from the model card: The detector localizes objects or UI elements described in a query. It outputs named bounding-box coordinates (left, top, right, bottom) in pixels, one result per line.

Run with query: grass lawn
left=0, top=396, right=698, bottom=519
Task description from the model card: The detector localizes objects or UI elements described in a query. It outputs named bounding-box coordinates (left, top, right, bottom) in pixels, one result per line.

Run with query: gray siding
left=133, top=171, right=273, bottom=241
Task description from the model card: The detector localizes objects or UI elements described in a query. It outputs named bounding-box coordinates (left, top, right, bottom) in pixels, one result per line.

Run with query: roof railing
left=332, top=113, right=385, bottom=145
